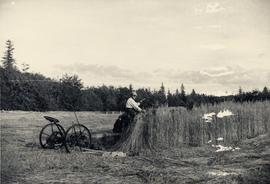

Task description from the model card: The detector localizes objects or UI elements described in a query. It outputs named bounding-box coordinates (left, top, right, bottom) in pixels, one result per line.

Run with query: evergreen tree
left=180, top=83, right=185, bottom=96
left=167, top=90, right=174, bottom=107
left=180, top=83, right=187, bottom=105
left=175, top=89, right=179, bottom=95
left=158, top=83, right=167, bottom=106
left=261, top=86, right=269, bottom=100
left=191, top=89, right=196, bottom=97
left=1, top=40, right=18, bottom=109
left=129, top=84, right=133, bottom=93
left=262, top=86, right=268, bottom=94
left=238, top=86, right=243, bottom=95
left=1, top=40, right=16, bottom=71
left=186, top=89, right=197, bottom=109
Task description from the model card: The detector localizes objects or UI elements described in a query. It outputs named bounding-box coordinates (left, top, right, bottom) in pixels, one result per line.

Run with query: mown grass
left=1, top=111, right=121, bottom=183
left=1, top=102, right=270, bottom=183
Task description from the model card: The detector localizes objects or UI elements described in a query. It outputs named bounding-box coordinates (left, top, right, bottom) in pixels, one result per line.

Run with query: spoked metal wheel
left=65, top=124, right=91, bottom=152
left=39, top=123, right=66, bottom=150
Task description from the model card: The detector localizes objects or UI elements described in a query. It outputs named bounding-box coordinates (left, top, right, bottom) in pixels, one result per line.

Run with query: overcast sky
left=0, top=0, right=270, bottom=95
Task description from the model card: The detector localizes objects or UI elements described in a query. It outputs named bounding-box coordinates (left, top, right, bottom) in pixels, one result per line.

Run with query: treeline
left=1, top=40, right=270, bottom=111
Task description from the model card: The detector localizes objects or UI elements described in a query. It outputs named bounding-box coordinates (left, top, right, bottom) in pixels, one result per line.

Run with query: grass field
left=1, top=104, right=270, bottom=184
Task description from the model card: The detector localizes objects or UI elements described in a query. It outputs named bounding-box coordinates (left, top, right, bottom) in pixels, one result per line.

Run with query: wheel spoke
left=50, top=124, right=54, bottom=132
left=77, top=133, right=85, bottom=139
left=41, top=132, right=50, bottom=136
left=81, top=129, right=86, bottom=134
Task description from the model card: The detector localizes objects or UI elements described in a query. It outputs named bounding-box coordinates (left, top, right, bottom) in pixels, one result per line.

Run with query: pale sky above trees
left=0, top=0, right=269, bottom=95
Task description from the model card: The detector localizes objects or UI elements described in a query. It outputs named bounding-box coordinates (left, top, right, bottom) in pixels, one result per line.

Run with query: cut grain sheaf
left=113, top=102, right=270, bottom=154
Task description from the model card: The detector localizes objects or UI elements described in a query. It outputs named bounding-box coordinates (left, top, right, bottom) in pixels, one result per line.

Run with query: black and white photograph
left=1, top=0, right=270, bottom=183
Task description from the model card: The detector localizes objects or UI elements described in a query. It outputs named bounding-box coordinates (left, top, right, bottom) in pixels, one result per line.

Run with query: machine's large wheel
left=39, top=123, right=66, bottom=149
left=65, top=124, right=91, bottom=152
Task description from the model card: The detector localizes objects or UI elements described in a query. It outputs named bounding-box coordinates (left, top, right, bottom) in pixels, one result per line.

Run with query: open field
left=1, top=103, right=270, bottom=184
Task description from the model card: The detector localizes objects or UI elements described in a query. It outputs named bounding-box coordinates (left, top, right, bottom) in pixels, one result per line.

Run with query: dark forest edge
left=1, top=40, right=270, bottom=111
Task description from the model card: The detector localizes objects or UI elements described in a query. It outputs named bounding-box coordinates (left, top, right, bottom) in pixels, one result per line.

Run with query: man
left=125, top=91, right=143, bottom=116
left=123, top=91, right=144, bottom=129
left=113, top=91, right=143, bottom=133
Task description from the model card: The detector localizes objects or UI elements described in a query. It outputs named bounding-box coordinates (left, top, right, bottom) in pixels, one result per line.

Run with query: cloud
left=56, top=63, right=132, bottom=78
left=207, top=25, right=221, bottom=29
left=200, top=67, right=234, bottom=77
left=54, top=63, right=270, bottom=94
left=194, top=25, right=222, bottom=30
left=200, top=43, right=226, bottom=50
left=258, top=53, right=265, bottom=58
left=153, top=66, right=270, bottom=90
left=206, top=2, right=225, bottom=13
left=194, top=2, right=225, bottom=15
left=54, top=63, right=154, bottom=86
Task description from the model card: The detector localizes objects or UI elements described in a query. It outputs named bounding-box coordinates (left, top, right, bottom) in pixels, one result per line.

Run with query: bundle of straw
left=113, top=102, right=270, bottom=154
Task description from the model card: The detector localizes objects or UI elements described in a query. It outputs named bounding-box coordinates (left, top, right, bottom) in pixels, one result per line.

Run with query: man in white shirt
left=124, top=91, right=144, bottom=127
left=126, top=91, right=143, bottom=112
left=113, top=91, right=144, bottom=133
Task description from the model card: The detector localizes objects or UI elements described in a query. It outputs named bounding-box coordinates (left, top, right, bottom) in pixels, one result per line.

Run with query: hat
left=132, top=91, right=137, bottom=96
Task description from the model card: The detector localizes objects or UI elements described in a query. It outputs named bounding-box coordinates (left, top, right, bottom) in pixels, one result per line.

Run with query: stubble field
left=1, top=103, right=270, bottom=184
